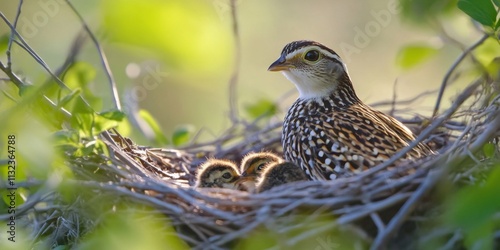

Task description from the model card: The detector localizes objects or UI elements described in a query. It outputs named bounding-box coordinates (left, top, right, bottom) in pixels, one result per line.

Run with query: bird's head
left=195, top=159, right=241, bottom=189
left=268, top=40, right=353, bottom=100
left=240, top=152, right=283, bottom=177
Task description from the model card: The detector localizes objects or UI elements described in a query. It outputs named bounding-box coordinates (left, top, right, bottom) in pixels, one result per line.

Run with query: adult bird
left=268, top=40, right=434, bottom=180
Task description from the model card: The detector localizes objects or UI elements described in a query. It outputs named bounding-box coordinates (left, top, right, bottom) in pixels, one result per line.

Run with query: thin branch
left=65, top=0, right=122, bottom=111
left=53, top=31, right=87, bottom=78
left=0, top=62, right=27, bottom=90
left=370, top=89, right=437, bottom=109
left=389, top=79, right=397, bottom=116
left=370, top=213, right=386, bottom=233
left=356, top=77, right=483, bottom=180
left=0, top=12, right=96, bottom=112
left=228, top=0, right=241, bottom=123
left=371, top=109, right=500, bottom=249
left=6, top=0, right=23, bottom=68
left=370, top=168, right=443, bottom=250
left=432, top=34, right=489, bottom=117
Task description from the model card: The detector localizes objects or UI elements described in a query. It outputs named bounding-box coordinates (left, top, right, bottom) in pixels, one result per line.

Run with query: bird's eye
left=304, top=50, right=320, bottom=62
left=222, top=172, right=232, bottom=179
left=257, top=163, right=266, bottom=171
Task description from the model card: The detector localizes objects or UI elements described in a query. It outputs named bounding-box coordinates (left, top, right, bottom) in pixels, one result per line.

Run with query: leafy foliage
left=446, top=165, right=500, bottom=250
left=400, top=0, right=458, bottom=22
left=458, top=0, right=499, bottom=30
left=138, top=109, right=169, bottom=145
left=1, top=0, right=500, bottom=249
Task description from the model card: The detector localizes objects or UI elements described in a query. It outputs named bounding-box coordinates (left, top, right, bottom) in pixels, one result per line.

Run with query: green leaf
left=93, top=113, right=121, bottom=134
left=57, top=88, right=81, bottom=108
left=138, top=109, right=169, bottom=145
left=493, top=0, right=500, bottom=8
left=71, top=96, right=95, bottom=114
left=0, top=34, right=9, bottom=54
left=72, top=113, right=94, bottom=137
left=446, top=166, right=500, bottom=248
left=53, top=130, right=80, bottom=147
left=486, top=57, right=500, bottom=81
left=63, top=62, right=96, bottom=89
left=482, top=143, right=496, bottom=157
left=98, top=110, right=126, bottom=121
left=396, top=44, right=440, bottom=70
left=172, top=125, right=195, bottom=146
left=458, top=0, right=497, bottom=29
left=244, top=99, right=278, bottom=119
left=71, top=111, right=122, bottom=138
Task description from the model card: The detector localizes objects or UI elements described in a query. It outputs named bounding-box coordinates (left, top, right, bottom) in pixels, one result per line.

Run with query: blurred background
left=0, top=0, right=486, bottom=145
left=1, top=1, right=500, bottom=249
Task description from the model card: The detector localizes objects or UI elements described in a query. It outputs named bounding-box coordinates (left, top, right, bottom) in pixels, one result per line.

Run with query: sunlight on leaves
left=57, top=88, right=81, bottom=108
left=396, top=44, right=440, bottom=70
left=77, top=208, right=189, bottom=250
left=115, top=118, right=132, bottom=137
left=98, top=110, right=126, bottom=122
left=236, top=213, right=368, bottom=250
left=138, top=109, right=169, bottom=145
left=63, top=62, right=96, bottom=89
left=102, top=0, right=233, bottom=76
left=474, top=37, right=500, bottom=68
left=17, top=121, right=56, bottom=179
left=63, top=62, right=101, bottom=109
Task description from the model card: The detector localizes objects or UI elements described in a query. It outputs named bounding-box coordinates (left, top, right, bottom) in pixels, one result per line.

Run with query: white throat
left=282, top=71, right=337, bottom=100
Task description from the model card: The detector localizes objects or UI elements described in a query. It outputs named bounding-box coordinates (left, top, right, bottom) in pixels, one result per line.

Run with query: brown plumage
left=256, top=162, right=309, bottom=193
left=238, top=152, right=284, bottom=192
left=195, top=159, right=241, bottom=189
left=269, top=40, right=434, bottom=180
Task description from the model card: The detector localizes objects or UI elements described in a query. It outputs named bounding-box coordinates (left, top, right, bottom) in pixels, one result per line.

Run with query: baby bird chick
left=239, top=152, right=284, bottom=192
left=256, top=162, right=309, bottom=193
left=195, top=159, right=241, bottom=190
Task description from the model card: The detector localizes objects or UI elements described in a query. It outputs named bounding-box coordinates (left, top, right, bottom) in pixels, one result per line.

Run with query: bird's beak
left=235, top=176, right=256, bottom=192
left=235, top=176, right=252, bottom=185
left=268, top=55, right=293, bottom=71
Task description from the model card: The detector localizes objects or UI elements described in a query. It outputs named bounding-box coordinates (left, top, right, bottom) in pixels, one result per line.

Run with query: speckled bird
left=238, top=152, right=284, bottom=192
left=256, top=162, right=309, bottom=193
left=195, top=159, right=241, bottom=189
left=268, top=40, right=434, bottom=180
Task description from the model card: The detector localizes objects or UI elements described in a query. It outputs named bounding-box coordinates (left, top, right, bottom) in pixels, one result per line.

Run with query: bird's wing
left=298, top=105, right=418, bottom=179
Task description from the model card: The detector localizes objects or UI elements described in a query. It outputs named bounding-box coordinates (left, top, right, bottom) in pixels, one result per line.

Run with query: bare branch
left=65, top=0, right=122, bottom=111
left=228, top=0, right=241, bottom=123
left=432, top=34, right=489, bottom=117
left=6, top=0, right=23, bottom=68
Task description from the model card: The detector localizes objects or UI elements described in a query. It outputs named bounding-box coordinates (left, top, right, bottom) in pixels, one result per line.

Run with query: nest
left=23, top=77, right=500, bottom=250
